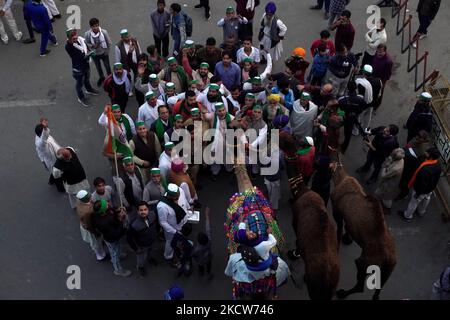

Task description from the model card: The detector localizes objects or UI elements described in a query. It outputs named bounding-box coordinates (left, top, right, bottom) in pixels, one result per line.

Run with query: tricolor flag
left=105, top=109, right=133, bottom=158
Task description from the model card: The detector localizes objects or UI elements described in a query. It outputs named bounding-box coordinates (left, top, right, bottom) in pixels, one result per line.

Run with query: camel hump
left=365, top=193, right=389, bottom=234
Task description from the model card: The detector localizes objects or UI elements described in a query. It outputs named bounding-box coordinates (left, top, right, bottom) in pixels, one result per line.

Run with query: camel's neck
left=332, top=165, right=348, bottom=186
left=234, top=164, right=253, bottom=193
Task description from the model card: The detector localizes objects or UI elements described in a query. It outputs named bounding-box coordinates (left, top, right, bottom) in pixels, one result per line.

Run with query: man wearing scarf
left=288, top=92, right=319, bottom=141
left=258, top=2, right=287, bottom=62
left=84, top=18, right=112, bottom=87
left=173, top=90, right=203, bottom=122
left=137, top=91, right=165, bottom=130
left=143, top=168, right=167, bottom=216
left=263, top=94, right=287, bottom=128
left=159, top=82, right=177, bottom=105
left=182, top=61, right=213, bottom=92
left=103, top=63, right=131, bottom=113
left=98, top=104, right=136, bottom=142
left=158, top=57, right=189, bottom=93
left=114, top=29, right=141, bottom=83
left=115, top=157, right=144, bottom=212
left=157, top=183, right=190, bottom=264
left=197, top=83, right=229, bottom=115
left=65, top=28, right=98, bottom=107
left=129, top=122, right=162, bottom=185
left=398, top=147, right=441, bottom=221
left=208, top=102, right=235, bottom=180
left=247, top=105, right=268, bottom=175
left=151, top=106, right=173, bottom=145
left=135, top=73, right=166, bottom=98
left=168, top=158, right=199, bottom=206
left=164, top=114, right=185, bottom=146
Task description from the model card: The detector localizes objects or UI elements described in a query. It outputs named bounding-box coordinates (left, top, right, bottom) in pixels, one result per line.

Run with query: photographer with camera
left=356, top=124, right=400, bottom=185
left=330, top=10, right=355, bottom=51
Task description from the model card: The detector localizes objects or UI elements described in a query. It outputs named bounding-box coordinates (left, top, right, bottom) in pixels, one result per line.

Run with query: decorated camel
left=330, top=150, right=397, bottom=300
left=224, top=160, right=289, bottom=300
left=279, top=132, right=340, bottom=300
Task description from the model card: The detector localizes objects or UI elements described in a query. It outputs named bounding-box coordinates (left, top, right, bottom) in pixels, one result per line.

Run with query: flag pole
left=108, top=106, right=124, bottom=210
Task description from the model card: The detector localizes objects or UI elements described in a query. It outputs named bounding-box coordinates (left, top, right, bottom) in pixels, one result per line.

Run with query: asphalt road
left=1, top=0, right=450, bottom=300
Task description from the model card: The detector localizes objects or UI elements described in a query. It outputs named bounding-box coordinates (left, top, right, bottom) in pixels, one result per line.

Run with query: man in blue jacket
left=24, top=0, right=57, bottom=56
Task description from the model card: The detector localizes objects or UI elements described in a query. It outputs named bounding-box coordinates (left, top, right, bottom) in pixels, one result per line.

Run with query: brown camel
left=330, top=151, right=397, bottom=300
left=279, top=132, right=340, bottom=300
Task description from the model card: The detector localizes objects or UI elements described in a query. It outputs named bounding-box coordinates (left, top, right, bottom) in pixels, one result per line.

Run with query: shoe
left=114, top=269, right=132, bottom=277
left=52, top=41, right=59, bottom=46
left=412, top=42, right=418, bottom=49
left=40, top=49, right=51, bottom=57
left=419, top=34, right=427, bottom=40
left=51, top=18, right=55, bottom=23
left=397, top=210, right=413, bottom=222
left=137, top=267, right=146, bottom=277
left=53, top=14, right=62, bottom=19
left=356, top=166, right=369, bottom=174
left=77, top=97, right=90, bottom=107
left=205, top=15, right=211, bottom=21
left=97, top=77, right=105, bottom=87
left=1, top=36, right=9, bottom=44
left=15, top=31, right=23, bottom=41
left=310, top=5, right=321, bottom=10
left=22, top=38, right=36, bottom=44
left=194, top=4, right=204, bottom=8
left=85, top=89, right=99, bottom=96
left=128, top=91, right=134, bottom=97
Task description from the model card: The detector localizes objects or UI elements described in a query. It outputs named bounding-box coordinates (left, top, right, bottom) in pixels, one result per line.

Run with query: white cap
left=166, top=82, right=175, bottom=89
left=76, top=190, right=89, bottom=200
left=166, top=183, right=180, bottom=196
left=243, top=82, right=252, bottom=90
left=420, top=92, right=432, bottom=101
left=167, top=96, right=179, bottom=106
left=149, top=73, right=158, bottom=80
left=363, top=64, right=373, bottom=74
left=120, top=29, right=128, bottom=35
left=185, top=39, right=194, bottom=46
left=305, top=136, right=314, bottom=147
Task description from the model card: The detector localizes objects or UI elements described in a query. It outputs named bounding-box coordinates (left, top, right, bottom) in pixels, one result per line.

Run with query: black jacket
left=417, top=0, right=441, bottom=20
left=65, top=42, right=90, bottom=71
left=370, top=126, right=399, bottom=159
left=406, top=102, right=433, bottom=138
left=91, top=209, right=125, bottom=243
left=127, top=214, right=157, bottom=250
left=414, top=162, right=441, bottom=195
left=53, top=148, right=86, bottom=185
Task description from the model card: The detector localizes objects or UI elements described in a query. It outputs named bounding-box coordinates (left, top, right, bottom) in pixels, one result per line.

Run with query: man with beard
left=197, top=83, right=228, bottom=115
left=158, top=56, right=189, bottom=93
left=182, top=60, right=213, bottom=92
left=103, top=63, right=132, bottom=113
left=164, top=114, right=185, bottom=147
left=98, top=104, right=136, bottom=142
left=115, top=157, right=145, bottom=212
left=327, top=43, right=357, bottom=97
left=288, top=92, right=319, bottom=141
left=258, top=2, right=287, bottom=62
left=137, top=91, right=165, bottom=130
left=179, top=39, right=203, bottom=71
left=114, top=29, right=141, bottom=87
left=129, top=122, right=162, bottom=184
left=173, top=90, right=203, bottom=121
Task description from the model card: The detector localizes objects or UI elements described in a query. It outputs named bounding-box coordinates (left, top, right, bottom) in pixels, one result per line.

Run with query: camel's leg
left=372, top=263, right=395, bottom=300
left=336, top=258, right=366, bottom=299
left=332, top=204, right=344, bottom=248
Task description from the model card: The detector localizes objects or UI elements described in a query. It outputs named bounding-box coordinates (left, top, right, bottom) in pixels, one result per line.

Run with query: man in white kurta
left=35, top=118, right=61, bottom=177
left=98, top=104, right=136, bottom=139
left=159, top=142, right=175, bottom=180
left=137, top=90, right=165, bottom=130
left=259, top=3, right=287, bottom=62
left=157, top=184, right=190, bottom=261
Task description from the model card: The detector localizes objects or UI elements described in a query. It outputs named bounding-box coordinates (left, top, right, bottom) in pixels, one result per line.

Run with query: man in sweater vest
left=398, top=147, right=441, bottom=221
left=129, top=122, right=162, bottom=185
left=103, top=63, right=132, bottom=113
left=114, top=29, right=141, bottom=80
left=158, top=56, right=189, bottom=94
left=115, top=157, right=144, bottom=215
left=53, top=147, right=90, bottom=209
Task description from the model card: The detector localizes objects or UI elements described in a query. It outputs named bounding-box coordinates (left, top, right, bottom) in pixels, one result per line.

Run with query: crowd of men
left=28, top=0, right=447, bottom=297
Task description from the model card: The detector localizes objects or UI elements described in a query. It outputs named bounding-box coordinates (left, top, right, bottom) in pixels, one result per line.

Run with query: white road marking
left=0, top=99, right=57, bottom=109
